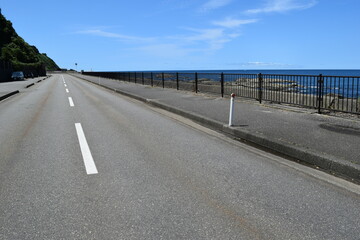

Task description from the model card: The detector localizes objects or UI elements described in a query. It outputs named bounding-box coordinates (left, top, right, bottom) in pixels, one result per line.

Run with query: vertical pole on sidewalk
left=229, top=93, right=235, bottom=127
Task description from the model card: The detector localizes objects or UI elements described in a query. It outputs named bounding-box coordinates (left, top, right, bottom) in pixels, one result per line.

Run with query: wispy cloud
left=246, top=0, right=317, bottom=14
left=200, top=0, right=232, bottom=11
left=183, top=28, right=225, bottom=41
left=76, top=29, right=154, bottom=42
left=136, top=44, right=190, bottom=58
left=240, top=61, right=294, bottom=67
left=212, top=17, right=259, bottom=28
left=173, top=27, right=239, bottom=51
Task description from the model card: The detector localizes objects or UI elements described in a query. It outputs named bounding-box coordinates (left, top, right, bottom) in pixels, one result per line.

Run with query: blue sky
left=1, top=0, right=359, bottom=71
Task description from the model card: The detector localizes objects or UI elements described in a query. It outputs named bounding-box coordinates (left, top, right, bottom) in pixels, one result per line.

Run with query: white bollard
left=229, top=93, right=236, bottom=127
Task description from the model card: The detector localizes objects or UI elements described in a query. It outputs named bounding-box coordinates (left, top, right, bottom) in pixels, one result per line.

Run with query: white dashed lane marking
left=68, top=97, right=74, bottom=107
left=75, top=123, right=98, bottom=175
left=64, top=76, right=97, bottom=175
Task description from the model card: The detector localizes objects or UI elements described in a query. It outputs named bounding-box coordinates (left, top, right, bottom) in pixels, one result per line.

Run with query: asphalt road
left=0, top=74, right=359, bottom=239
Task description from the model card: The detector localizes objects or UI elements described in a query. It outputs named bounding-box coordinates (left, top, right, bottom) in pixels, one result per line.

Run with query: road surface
left=0, top=74, right=359, bottom=239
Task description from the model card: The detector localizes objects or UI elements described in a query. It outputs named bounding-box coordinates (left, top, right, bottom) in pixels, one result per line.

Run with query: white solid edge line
left=68, top=97, right=74, bottom=107
left=75, top=123, right=98, bottom=175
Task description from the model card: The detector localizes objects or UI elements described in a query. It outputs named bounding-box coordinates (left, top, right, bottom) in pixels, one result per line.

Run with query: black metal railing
left=82, top=71, right=360, bottom=115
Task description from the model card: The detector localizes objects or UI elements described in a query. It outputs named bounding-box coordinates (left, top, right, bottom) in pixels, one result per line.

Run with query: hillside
left=0, top=11, right=60, bottom=73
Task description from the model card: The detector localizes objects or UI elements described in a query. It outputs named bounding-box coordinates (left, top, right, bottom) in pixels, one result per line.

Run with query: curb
left=0, top=90, right=20, bottom=101
left=0, top=76, right=48, bottom=103
left=224, top=127, right=360, bottom=181
left=77, top=76, right=360, bottom=182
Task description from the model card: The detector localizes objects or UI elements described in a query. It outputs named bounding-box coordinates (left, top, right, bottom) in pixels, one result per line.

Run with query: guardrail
left=82, top=71, right=360, bottom=114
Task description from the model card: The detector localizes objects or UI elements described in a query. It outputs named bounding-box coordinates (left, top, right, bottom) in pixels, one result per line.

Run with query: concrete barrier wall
left=0, top=60, right=13, bottom=82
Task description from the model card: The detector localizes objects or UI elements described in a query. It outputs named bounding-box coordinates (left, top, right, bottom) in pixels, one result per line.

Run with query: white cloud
left=212, top=18, right=259, bottom=28
left=76, top=29, right=154, bottom=42
left=246, top=0, right=317, bottom=14
left=75, top=15, right=248, bottom=59
left=136, top=44, right=190, bottom=58
left=246, top=61, right=276, bottom=66
left=201, top=0, right=232, bottom=11
left=177, top=27, right=239, bottom=51
left=241, top=61, right=293, bottom=67
left=184, top=28, right=225, bottom=41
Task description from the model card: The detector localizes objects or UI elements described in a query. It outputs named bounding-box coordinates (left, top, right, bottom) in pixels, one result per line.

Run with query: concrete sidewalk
left=74, top=74, right=360, bottom=182
left=0, top=76, right=48, bottom=101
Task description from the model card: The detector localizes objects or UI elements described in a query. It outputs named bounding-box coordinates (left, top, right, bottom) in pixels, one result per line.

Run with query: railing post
left=176, top=72, right=179, bottom=90
left=142, top=72, right=144, bottom=85
left=221, top=72, right=224, bottom=97
left=258, top=73, right=263, bottom=104
left=162, top=72, right=165, bottom=88
left=151, top=72, right=153, bottom=87
left=134, top=72, right=137, bottom=84
left=195, top=72, right=198, bottom=93
left=128, top=72, right=130, bottom=82
left=317, top=74, right=323, bottom=114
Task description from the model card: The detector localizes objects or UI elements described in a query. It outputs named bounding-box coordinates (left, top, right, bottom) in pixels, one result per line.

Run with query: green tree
left=0, top=12, right=60, bottom=71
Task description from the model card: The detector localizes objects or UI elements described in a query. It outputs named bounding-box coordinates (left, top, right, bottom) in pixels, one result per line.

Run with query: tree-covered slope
left=0, top=12, right=60, bottom=71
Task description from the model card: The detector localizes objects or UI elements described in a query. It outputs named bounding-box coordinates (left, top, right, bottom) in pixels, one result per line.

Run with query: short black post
left=134, top=72, right=137, bottom=84
left=162, top=72, right=165, bottom=88
left=195, top=72, right=198, bottom=93
left=142, top=72, right=144, bottom=85
left=151, top=72, right=153, bottom=87
left=176, top=72, right=179, bottom=90
left=128, top=72, right=131, bottom=82
left=317, top=74, right=324, bottom=114
left=221, top=72, right=224, bottom=97
left=258, top=73, right=263, bottom=104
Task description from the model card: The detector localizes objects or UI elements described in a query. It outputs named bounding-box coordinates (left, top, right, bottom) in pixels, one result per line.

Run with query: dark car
left=11, top=71, right=25, bottom=81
